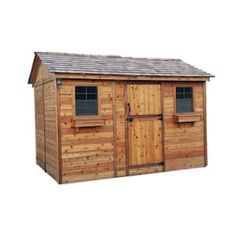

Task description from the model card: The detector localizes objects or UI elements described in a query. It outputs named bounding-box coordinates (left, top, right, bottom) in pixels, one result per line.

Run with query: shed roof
left=29, top=52, right=213, bottom=84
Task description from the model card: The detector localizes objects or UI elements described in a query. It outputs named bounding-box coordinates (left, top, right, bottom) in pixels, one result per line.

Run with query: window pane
left=185, top=87, right=192, bottom=94
left=87, top=87, right=97, bottom=93
left=185, top=92, right=192, bottom=98
left=176, top=99, right=193, bottom=112
left=76, top=94, right=86, bottom=100
left=176, top=87, right=184, bottom=98
left=76, top=101, right=98, bottom=116
left=76, top=101, right=86, bottom=115
left=85, top=101, right=98, bottom=115
left=87, top=93, right=97, bottom=99
left=176, top=93, right=184, bottom=99
left=176, top=87, right=193, bottom=113
left=176, top=87, right=184, bottom=94
left=75, top=86, right=98, bottom=116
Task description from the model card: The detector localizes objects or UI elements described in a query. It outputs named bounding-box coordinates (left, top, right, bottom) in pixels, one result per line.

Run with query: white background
left=0, top=0, right=235, bottom=235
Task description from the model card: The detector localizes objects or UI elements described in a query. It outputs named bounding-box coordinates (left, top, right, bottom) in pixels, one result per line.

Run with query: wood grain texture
left=43, top=80, right=59, bottom=181
left=114, top=82, right=126, bottom=176
left=129, top=164, right=163, bottom=175
left=32, top=73, right=208, bottom=183
left=34, top=63, right=59, bottom=182
left=59, top=80, right=115, bottom=183
left=112, top=82, right=118, bottom=177
left=165, top=156, right=205, bottom=171
left=129, top=120, right=162, bottom=166
left=55, top=73, right=210, bottom=82
left=127, top=84, right=161, bottom=115
left=56, top=84, right=62, bottom=183
left=163, top=82, right=206, bottom=170
left=175, top=112, right=202, bottom=123
left=73, top=119, right=104, bottom=128
left=34, top=85, right=45, bottom=169
left=161, top=82, right=166, bottom=171
left=35, top=61, right=53, bottom=85
left=203, top=82, right=208, bottom=166
left=127, top=84, right=163, bottom=167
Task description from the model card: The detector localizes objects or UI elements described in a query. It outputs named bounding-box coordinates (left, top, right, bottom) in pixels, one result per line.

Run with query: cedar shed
left=28, top=52, right=213, bottom=183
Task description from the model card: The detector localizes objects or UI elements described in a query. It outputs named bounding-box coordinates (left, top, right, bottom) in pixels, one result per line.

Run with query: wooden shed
left=28, top=52, right=213, bottom=183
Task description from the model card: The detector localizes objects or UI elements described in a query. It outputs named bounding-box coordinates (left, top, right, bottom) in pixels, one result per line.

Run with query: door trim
left=125, top=81, right=129, bottom=175
left=161, top=82, right=166, bottom=171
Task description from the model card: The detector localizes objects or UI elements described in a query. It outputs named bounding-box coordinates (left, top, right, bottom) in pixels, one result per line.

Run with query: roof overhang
left=28, top=53, right=41, bottom=85
left=54, top=72, right=212, bottom=82
left=28, top=52, right=214, bottom=85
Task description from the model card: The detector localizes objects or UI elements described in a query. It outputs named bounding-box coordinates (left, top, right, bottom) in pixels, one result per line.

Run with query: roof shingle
left=35, top=52, right=213, bottom=77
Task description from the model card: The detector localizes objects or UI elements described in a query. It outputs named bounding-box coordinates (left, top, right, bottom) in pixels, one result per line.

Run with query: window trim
left=73, top=84, right=101, bottom=119
left=175, top=86, right=194, bottom=114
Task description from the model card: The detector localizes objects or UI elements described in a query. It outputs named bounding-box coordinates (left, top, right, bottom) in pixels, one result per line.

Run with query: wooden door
left=127, top=84, right=163, bottom=166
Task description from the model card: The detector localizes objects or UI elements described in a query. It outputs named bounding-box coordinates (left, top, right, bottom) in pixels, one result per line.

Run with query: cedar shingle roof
left=35, top=52, right=213, bottom=77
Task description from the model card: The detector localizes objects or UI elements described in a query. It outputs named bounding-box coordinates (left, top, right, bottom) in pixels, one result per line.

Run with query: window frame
left=175, top=86, right=194, bottom=113
left=73, top=85, right=100, bottom=118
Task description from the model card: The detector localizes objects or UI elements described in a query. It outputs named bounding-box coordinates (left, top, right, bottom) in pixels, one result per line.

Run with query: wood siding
left=56, top=80, right=206, bottom=182
left=163, top=82, right=206, bottom=170
left=60, top=80, right=117, bottom=183
left=34, top=61, right=52, bottom=84
left=43, top=81, right=59, bottom=180
left=33, top=71, right=208, bottom=183
left=34, top=64, right=59, bottom=182
left=35, top=85, right=45, bottom=169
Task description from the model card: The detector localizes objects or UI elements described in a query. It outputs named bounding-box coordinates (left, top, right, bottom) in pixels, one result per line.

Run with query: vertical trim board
left=203, top=82, right=208, bottom=166
left=56, top=82, right=62, bottom=183
left=112, top=81, right=117, bottom=177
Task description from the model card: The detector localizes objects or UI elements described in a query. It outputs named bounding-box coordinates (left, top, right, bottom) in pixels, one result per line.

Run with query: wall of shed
left=58, top=79, right=206, bottom=183
left=59, top=80, right=126, bottom=183
left=162, top=81, right=206, bottom=170
left=35, top=85, right=45, bottom=169
left=34, top=63, right=59, bottom=182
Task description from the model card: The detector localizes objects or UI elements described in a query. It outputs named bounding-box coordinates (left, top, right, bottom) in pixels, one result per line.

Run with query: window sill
left=175, top=112, right=202, bottom=123
left=72, top=116, right=104, bottom=128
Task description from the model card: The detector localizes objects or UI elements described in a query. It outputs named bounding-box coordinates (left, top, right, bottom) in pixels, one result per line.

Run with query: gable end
left=28, top=53, right=54, bottom=86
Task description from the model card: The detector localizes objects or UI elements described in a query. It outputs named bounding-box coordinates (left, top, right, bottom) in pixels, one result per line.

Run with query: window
left=176, top=87, right=193, bottom=113
left=75, top=86, right=98, bottom=116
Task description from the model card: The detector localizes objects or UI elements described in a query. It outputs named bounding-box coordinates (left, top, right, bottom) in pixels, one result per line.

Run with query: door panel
left=127, top=84, right=161, bottom=115
left=129, top=119, right=162, bottom=166
left=127, top=84, right=163, bottom=166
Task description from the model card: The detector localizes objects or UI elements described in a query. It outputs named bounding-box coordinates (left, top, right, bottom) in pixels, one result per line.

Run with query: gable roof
left=29, top=52, right=213, bottom=84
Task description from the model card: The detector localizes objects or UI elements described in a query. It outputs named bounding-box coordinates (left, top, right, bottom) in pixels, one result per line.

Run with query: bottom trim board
left=165, top=156, right=205, bottom=171
left=62, top=171, right=114, bottom=183
left=129, top=164, right=164, bottom=176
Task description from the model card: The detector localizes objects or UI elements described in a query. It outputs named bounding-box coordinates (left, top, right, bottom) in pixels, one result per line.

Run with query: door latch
left=127, top=117, right=134, bottom=122
left=158, top=113, right=163, bottom=120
